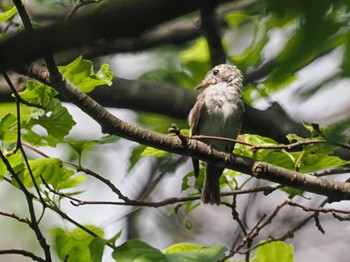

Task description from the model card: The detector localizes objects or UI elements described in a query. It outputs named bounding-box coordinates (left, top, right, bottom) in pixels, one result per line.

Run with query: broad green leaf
left=287, top=130, right=350, bottom=172
left=253, top=241, right=293, bottom=262
left=58, top=56, right=114, bottom=93
left=182, top=201, right=200, bottom=229
left=0, top=113, right=17, bottom=143
left=51, top=226, right=104, bottom=262
left=67, top=135, right=119, bottom=156
left=0, top=150, right=22, bottom=180
left=180, top=38, right=211, bottom=84
left=13, top=158, right=85, bottom=189
left=113, top=240, right=167, bottom=262
left=90, top=237, right=107, bottom=262
left=0, top=160, right=6, bottom=180
left=20, top=80, right=58, bottom=107
left=0, top=5, right=17, bottom=23
left=141, top=146, right=168, bottom=158
left=23, top=98, right=76, bottom=146
left=236, top=134, right=295, bottom=170
left=109, top=229, right=123, bottom=245
left=225, top=12, right=251, bottom=28
left=164, top=243, right=227, bottom=262
left=180, top=38, right=210, bottom=64
left=128, top=144, right=147, bottom=172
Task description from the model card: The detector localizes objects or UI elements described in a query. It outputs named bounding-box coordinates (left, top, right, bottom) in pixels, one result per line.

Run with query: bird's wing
left=189, top=99, right=205, bottom=136
left=189, top=99, right=206, bottom=177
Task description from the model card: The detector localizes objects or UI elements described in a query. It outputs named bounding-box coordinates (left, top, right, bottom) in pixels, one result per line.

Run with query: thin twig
left=66, top=0, right=102, bottom=21
left=0, top=249, right=45, bottom=262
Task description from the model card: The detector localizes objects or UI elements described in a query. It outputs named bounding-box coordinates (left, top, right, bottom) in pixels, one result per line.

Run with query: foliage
left=113, top=240, right=227, bottom=262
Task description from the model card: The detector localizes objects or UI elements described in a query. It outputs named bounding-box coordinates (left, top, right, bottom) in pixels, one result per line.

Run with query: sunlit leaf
left=0, top=114, right=17, bottom=143
left=51, top=226, right=104, bottom=262
left=13, top=158, right=85, bottom=189
left=253, top=241, right=294, bottom=262
left=141, top=146, right=169, bottom=158
left=113, top=240, right=167, bottom=262
left=20, top=80, right=58, bottom=107
left=225, top=12, right=251, bottom=28
left=67, top=135, right=119, bottom=156
left=23, top=98, right=76, bottom=146
left=58, top=56, right=114, bottom=93
left=109, top=230, right=123, bottom=245
left=180, top=38, right=210, bottom=64
left=128, top=144, right=147, bottom=172
left=164, top=243, right=227, bottom=262
left=90, top=237, right=107, bottom=262
left=0, top=5, right=18, bottom=23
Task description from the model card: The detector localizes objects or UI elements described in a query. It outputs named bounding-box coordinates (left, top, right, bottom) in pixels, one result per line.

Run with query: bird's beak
left=195, top=81, right=210, bottom=90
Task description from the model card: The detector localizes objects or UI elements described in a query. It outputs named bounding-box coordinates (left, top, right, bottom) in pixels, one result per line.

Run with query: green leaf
left=113, top=240, right=167, bottom=262
left=0, top=114, right=17, bottom=143
left=51, top=226, right=104, bottom=262
left=286, top=131, right=350, bottom=172
left=254, top=241, right=293, bottom=262
left=20, top=80, right=58, bottom=107
left=236, top=134, right=296, bottom=170
left=180, top=38, right=210, bottom=64
left=128, top=144, right=147, bottom=172
left=164, top=243, right=227, bottom=262
left=109, top=229, right=123, bottom=245
left=225, top=12, right=251, bottom=28
left=0, top=151, right=22, bottom=180
left=0, top=102, right=30, bottom=118
left=58, top=56, right=114, bottom=93
left=180, top=38, right=211, bottom=84
left=67, top=135, right=119, bottom=156
left=13, top=158, right=86, bottom=190
left=0, top=5, right=18, bottom=23
left=23, top=98, right=76, bottom=146
left=90, top=237, right=107, bottom=262
left=141, top=146, right=169, bottom=158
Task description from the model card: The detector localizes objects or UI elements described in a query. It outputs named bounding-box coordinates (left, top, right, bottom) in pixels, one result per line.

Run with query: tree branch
left=17, top=65, right=350, bottom=201
left=199, top=0, right=226, bottom=65
left=1, top=0, right=234, bottom=71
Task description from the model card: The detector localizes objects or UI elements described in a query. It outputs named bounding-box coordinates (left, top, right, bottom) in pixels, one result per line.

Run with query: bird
left=188, top=64, right=245, bottom=205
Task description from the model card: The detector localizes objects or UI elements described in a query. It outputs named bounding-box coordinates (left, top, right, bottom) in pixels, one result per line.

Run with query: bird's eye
left=213, top=69, right=219, bottom=75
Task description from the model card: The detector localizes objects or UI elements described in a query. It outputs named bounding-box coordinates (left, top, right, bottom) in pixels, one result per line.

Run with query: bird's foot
left=168, top=123, right=188, bottom=145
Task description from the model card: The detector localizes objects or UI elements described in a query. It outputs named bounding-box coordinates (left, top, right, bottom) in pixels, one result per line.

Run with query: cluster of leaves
left=52, top=231, right=292, bottom=262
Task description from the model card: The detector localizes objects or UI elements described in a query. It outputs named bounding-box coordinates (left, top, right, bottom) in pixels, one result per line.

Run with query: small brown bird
left=188, top=64, right=244, bottom=205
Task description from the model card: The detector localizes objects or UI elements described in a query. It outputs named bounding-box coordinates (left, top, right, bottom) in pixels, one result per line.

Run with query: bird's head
left=195, top=64, right=243, bottom=89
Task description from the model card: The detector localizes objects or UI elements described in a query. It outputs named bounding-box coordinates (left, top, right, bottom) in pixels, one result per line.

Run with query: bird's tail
left=201, top=164, right=223, bottom=205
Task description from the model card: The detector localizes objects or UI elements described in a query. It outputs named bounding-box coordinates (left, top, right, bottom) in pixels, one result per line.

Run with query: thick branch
left=0, top=0, right=230, bottom=72
left=199, top=0, right=226, bottom=65
left=23, top=67, right=350, bottom=201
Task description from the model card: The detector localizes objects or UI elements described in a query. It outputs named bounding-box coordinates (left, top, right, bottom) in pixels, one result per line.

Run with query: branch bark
left=0, top=0, right=230, bottom=72
left=20, top=65, right=350, bottom=202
